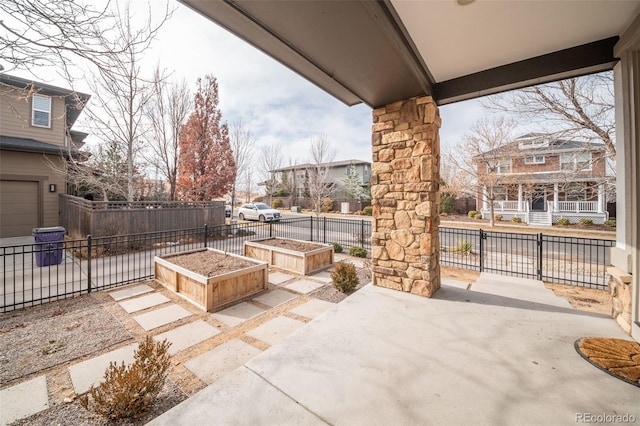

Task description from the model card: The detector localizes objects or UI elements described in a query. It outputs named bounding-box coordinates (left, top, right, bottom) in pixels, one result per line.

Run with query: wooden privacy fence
left=60, top=195, right=225, bottom=238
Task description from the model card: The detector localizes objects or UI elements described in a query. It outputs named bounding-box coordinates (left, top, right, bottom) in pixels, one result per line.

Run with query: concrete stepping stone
left=245, top=316, right=305, bottom=346
left=154, top=320, right=221, bottom=355
left=308, top=270, right=332, bottom=283
left=268, top=271, right=295, bottom=285
left=337, top=258, right=365, bottom=268
left=211, top=302, right=266, bottom=328
left=290, top=299, right=335, bottom=319
left=69, top=344, right=137, bottom=394
left=119, top=293, right=171, bottom=313
left=0, top=376, right=48, bottom=425
left=441, top=277, right=470, bottom=290
left=252, top=289, right=297, bottom=308
left=133, top=304, right=192, bottom=331
left=283, top=279, right=325, bottom=294
left=184, top=339, right=262, bottom=385
left=109, top=284, right=154, bottom=301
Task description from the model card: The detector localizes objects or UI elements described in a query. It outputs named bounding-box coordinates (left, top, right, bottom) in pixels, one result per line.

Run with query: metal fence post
left=204, top=224, right=208, bottom=248
left=87, top=235, right=92, bottom=293
left=360, top=220, right=365, bottom=247
left=479, top=229, right=484, bottom=273
left=537, top=233, right=543, bottom=281
left=323, top=217, right=327, bottom=243
left=310, top=216, right=314, bottom=241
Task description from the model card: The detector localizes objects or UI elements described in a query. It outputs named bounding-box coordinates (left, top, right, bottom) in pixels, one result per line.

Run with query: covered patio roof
left=179, top=0, right=640, bottom=107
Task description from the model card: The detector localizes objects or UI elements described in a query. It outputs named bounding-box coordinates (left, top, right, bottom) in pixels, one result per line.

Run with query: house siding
left=1, top=86, right=67, bottom=147
left=0, top=150, right=66, bottom=230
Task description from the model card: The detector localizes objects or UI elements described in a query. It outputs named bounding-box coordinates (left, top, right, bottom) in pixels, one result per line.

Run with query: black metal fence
left=0, top=217, right=371, bottom=312
left=1, top=219, right=615, bottom=313
left=439, top=228, right=615, bottom=289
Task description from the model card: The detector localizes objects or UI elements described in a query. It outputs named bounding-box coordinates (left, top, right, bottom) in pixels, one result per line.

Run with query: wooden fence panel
left=60, top=195, right=224, bottom=238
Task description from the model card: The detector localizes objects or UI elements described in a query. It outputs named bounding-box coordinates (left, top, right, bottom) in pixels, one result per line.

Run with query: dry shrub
left=79, top=337, right=171, bottom=420
left=331, top=261, right=359, bottom=293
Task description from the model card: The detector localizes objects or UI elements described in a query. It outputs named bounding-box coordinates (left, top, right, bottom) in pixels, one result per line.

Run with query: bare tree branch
left=306, top=134, right=336, bottom=217
left=484, top=73, right=615, bottom=161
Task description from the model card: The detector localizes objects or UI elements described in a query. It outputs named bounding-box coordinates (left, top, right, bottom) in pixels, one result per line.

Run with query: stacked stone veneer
left=371, top=96, right=441, bottom=297
left=607, top=266, right=633, bottom=334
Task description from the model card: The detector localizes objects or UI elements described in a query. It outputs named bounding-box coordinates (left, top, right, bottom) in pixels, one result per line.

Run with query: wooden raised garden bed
left=243, top=237, right=333, bottom=275
left=154, top=248, right=268, bottom=312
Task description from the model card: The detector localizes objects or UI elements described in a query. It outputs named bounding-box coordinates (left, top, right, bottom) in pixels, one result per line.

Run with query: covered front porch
left=480, top=181, right=610, bottom=225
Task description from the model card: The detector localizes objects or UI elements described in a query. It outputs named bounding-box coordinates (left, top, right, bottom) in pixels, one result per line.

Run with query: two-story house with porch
left=0, top=74, right=90, bottom=237
left=475, top=133, right=612, bottom=225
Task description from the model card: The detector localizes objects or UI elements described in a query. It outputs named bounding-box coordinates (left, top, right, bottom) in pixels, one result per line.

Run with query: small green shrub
left=467, top=210, right=478, bottom=218
left=349, top=246, right=368, bottom=258
left=272, top=199, right=283, bottom=209
left=556, top=217, right=570, bottom=226
left=79, top=337, right=171, bottom=420
left=439, top=194, right=456, bottom=214
left=473, top=213, right=482, bottom=219
left=331, top=242, right=343, bottom=253
left=604, top=219, right=616, bottom=227
left=452, top=240, right=474, bottom=255
left=511, top=216, right=522, bottom=223
left=494, top=214, right=503, bottom=221
left=331, top=261, right=359, bottom=293
left=362, top=206, right=373, bottom=216
left=579, top=218, right=593, bottom=226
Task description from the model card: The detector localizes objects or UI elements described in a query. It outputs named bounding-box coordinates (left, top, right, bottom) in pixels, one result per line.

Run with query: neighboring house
left=475, top=133, right=612, bottom=225
left=271, top=159, right=371, bottom=200
left=0, top=74, right=90, bottom=237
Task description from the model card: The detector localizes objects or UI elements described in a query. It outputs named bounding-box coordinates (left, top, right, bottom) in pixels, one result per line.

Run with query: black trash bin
left=32, top=226, right=66, bottom=267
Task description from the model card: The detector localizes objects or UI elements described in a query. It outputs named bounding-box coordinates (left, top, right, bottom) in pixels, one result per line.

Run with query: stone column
left=371, top=96, right=440, bottom=297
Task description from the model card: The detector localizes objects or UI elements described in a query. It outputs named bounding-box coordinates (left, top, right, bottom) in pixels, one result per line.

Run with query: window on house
left=32, top=94, right=52, bottom=128
left=493, top=187, right=507, bottom=200
left=487, top=159, right=511, bottom=174
left=565, top=184, right=586, bottom=201
left=524, top=155, right=545, bottom=164
left=560, top=152, right=591, bottom=171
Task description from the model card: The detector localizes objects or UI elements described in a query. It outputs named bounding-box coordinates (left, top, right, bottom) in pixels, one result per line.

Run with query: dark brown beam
left=435, top=37, right=619, bottom=105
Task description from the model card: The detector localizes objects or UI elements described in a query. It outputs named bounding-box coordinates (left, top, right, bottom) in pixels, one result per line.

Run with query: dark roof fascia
left=0, top=73, right=90, bottom=127
left=272, top=159, right=371, bottom=173
left=475, top=140, right=607, bottom=160
left=493, top=173, right=611, bottom=184
left=179, top=0, right=434, bottom=108
left=434, top=37, right=619, bottom=106
left=0, top=135, right=77, bottom=157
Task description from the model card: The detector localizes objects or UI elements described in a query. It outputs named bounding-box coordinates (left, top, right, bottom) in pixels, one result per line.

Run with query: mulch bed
left=164, top=250, right=257, bottom=276
left=0, top=296, right=132, bottom=386
left=253, top=238, right=326, bottom=252
left=575, top=337, right=640, bottom=387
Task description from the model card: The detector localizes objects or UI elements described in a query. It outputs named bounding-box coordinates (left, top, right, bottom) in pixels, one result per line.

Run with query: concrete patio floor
left=150, top=279, right=639, bottom=426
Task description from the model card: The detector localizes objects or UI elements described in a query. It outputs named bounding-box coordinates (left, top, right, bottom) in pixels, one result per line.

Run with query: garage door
left=0, top=180, right=39, bottom=238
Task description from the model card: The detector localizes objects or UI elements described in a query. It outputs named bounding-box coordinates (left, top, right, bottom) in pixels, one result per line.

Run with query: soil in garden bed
left=165, top=251, right=256, bottom=276
left=253, top=238, right=326, bottom=252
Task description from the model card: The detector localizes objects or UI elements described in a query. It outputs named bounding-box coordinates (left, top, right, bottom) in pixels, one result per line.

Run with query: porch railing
left=557, top=201, right=599, bottom=213
left=487, top=200, right=600, bottom=214
left=491, top=200, right=520, bottom=211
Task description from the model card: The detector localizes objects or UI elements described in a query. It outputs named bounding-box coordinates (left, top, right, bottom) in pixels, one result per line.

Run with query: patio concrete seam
left=243, top=365, right=332, bottom=426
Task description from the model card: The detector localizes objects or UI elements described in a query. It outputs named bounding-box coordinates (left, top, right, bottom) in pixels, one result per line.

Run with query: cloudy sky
left=7, top=0, right=489, bottom=164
